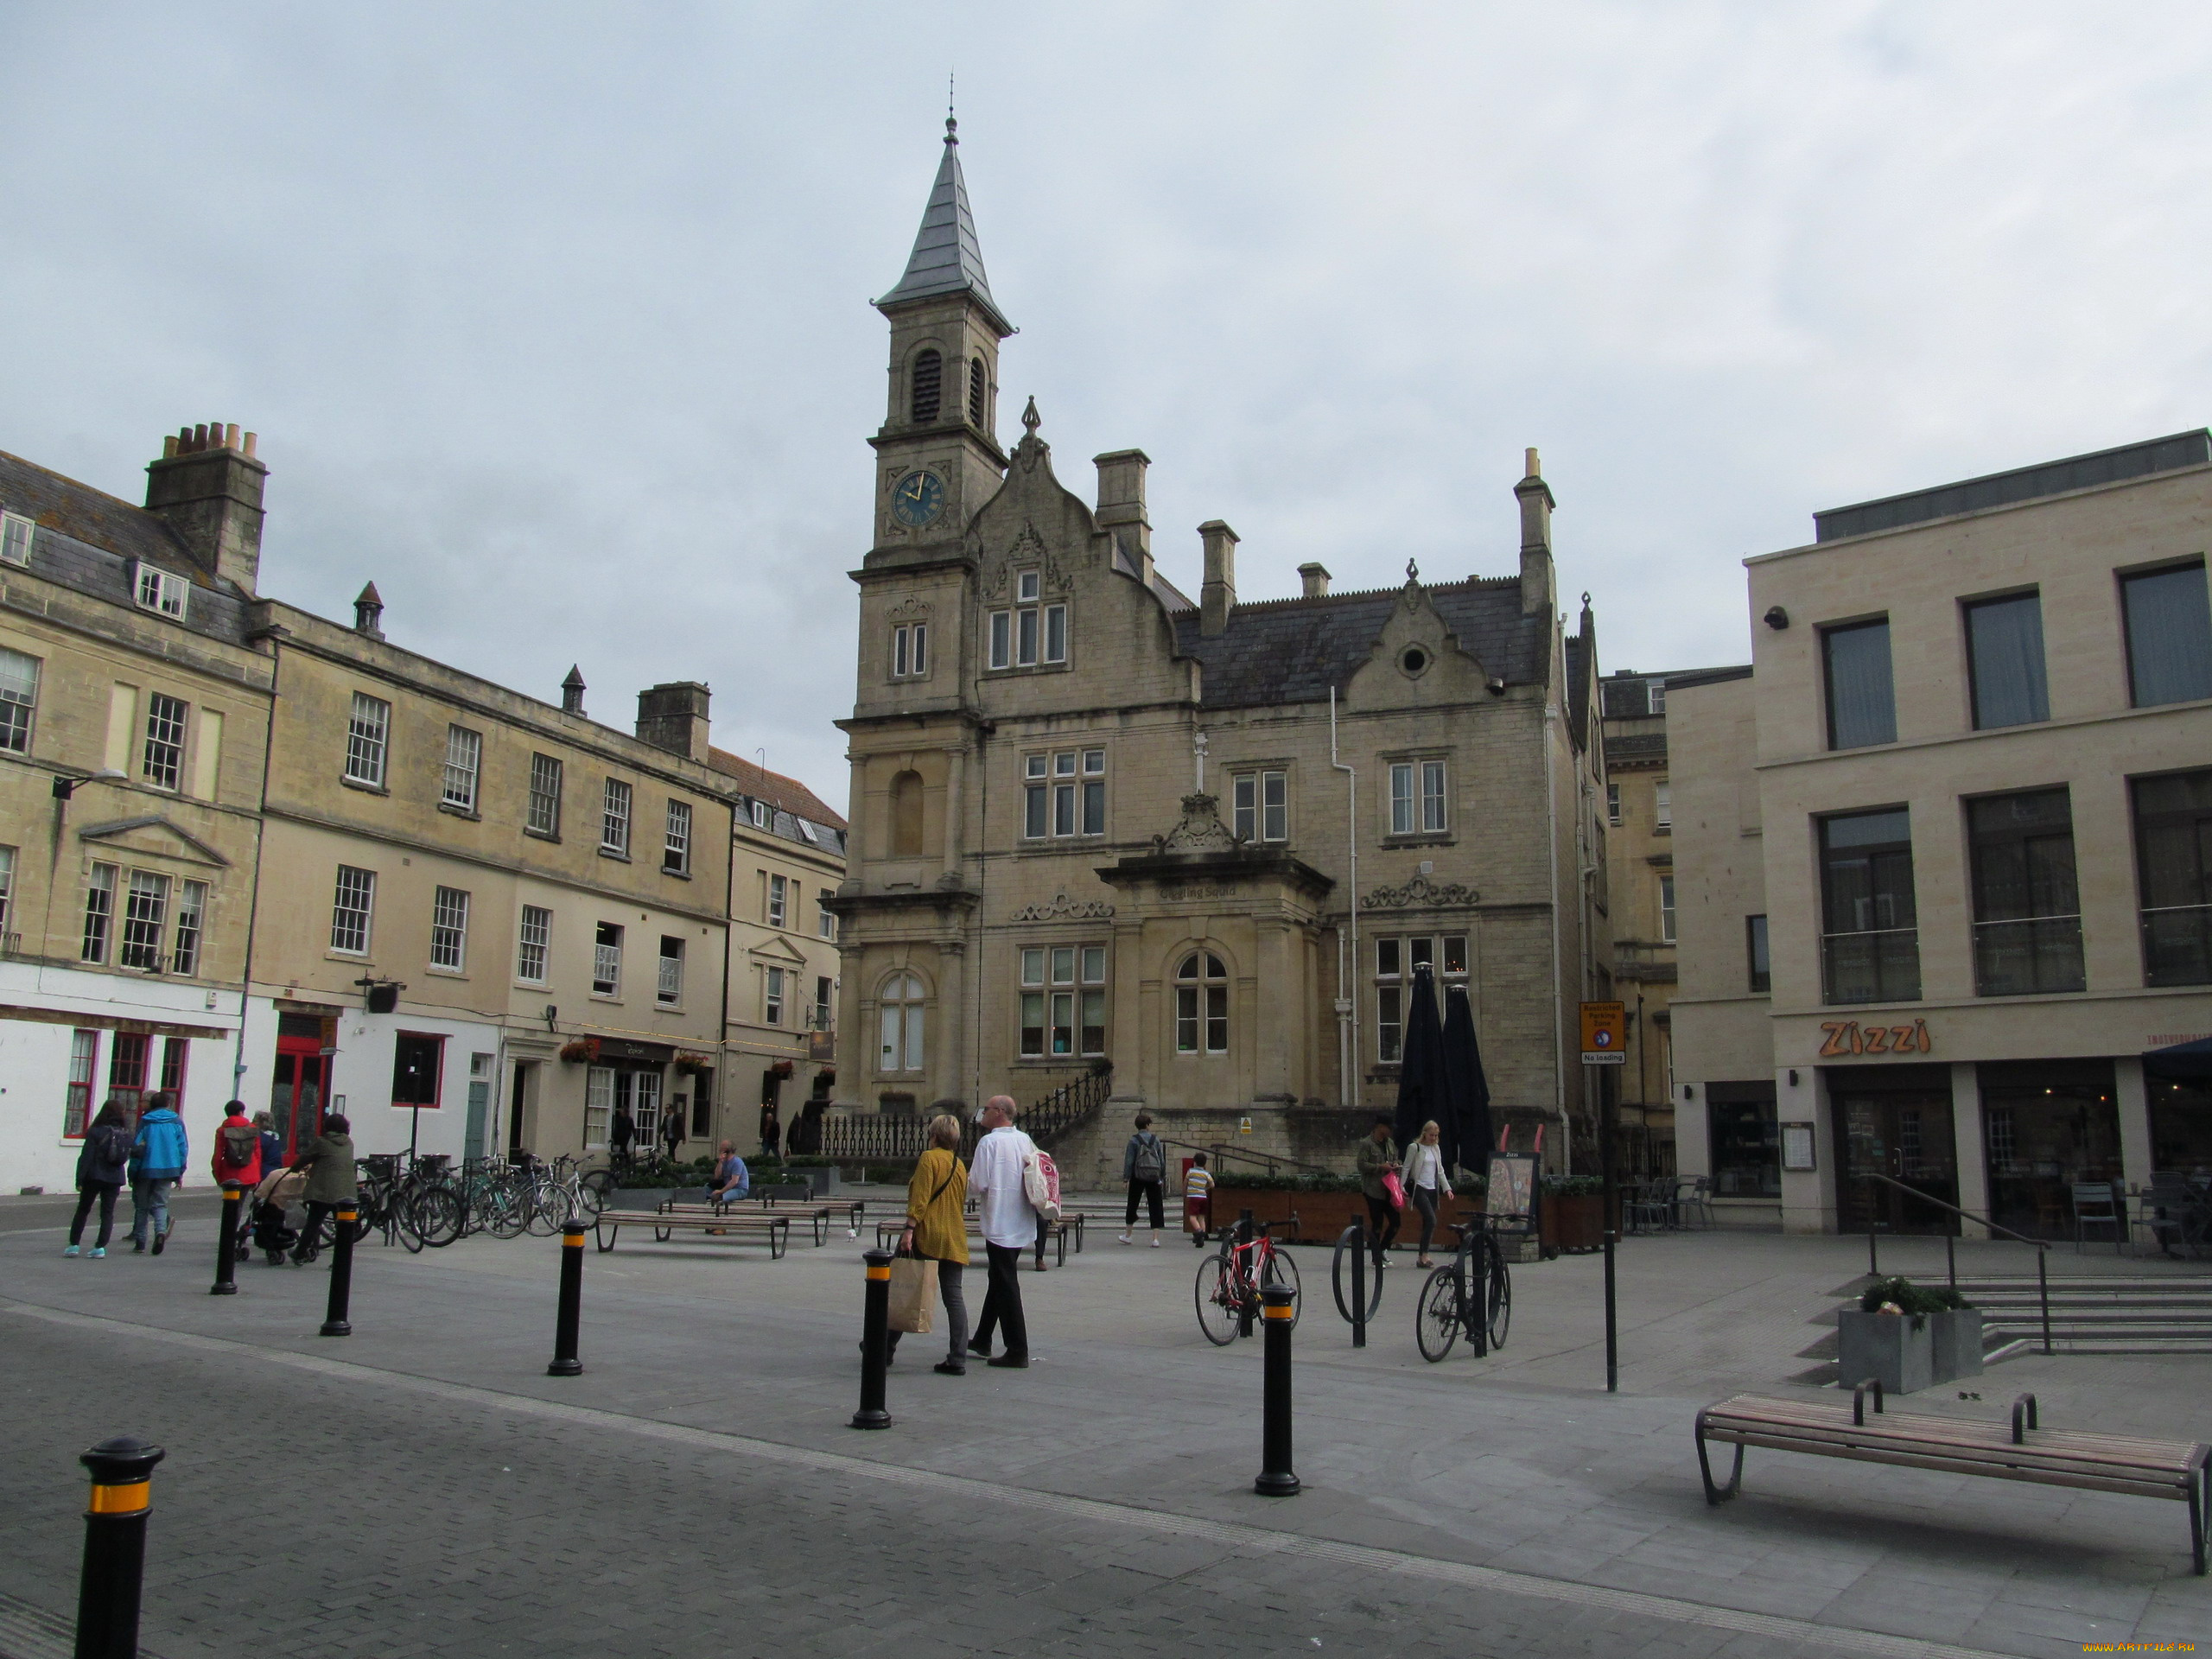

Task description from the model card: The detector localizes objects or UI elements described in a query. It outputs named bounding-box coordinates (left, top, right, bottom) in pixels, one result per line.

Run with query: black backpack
left=1132, top=1134, right=1165, bottom=1183
left=220, top=1122, right=258, bottom=1170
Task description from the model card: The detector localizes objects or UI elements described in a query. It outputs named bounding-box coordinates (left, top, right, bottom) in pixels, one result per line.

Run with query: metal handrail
left=1155, top=1135, right=1332, bottom=1182
left=1858, top=1172, right=2051, bottom=1355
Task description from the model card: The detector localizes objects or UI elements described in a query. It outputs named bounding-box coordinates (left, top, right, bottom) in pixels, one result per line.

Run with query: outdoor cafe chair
left=2070, top=1180, right=2122, bottom=1254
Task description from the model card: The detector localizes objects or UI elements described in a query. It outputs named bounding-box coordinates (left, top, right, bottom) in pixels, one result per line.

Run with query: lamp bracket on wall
left=353, top=976, right=405, bottom=1014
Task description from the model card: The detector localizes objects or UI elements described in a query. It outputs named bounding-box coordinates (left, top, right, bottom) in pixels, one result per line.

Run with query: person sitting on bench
left=704, top=1141, right=749, bottom=1205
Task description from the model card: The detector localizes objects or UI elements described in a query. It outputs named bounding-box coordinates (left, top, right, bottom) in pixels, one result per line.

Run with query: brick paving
left=0, top=1197, right=2204, bottom=1657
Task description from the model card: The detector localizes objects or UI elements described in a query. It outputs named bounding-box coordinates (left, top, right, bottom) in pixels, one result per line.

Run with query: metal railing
left=992, top=1061, right=1114, bottom=1158
left=817, top=1062, right=1116, bottom=1167
left=1859, top=1172, right=2052, bottom=1355
left=1157, top=1135, right=1332, bottom=1183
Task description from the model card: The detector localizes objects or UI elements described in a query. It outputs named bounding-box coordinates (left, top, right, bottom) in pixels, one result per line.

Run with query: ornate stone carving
left=1361, top=872, right=1478, bottom=911
left=1154, top=792, right=1238, bottom=854
left=981, top=520, right=1067, bottom=602
left=886, top=595, right=932, bottom=621
left=1007, top=889, right=1116, bottom=923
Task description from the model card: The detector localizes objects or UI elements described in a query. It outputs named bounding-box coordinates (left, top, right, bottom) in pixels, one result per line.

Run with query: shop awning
left=2143, top=1036, right=2212, bottom=1083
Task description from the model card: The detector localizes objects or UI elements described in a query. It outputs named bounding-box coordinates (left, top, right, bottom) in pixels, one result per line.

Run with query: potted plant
left=557, top=1038, right=600, bottom=1065
left=1839, top=1275, right=1981, bottom=1395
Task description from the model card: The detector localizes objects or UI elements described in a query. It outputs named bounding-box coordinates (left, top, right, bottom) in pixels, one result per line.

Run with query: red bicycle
left=1195, top=1218, right=1301, bottom=1344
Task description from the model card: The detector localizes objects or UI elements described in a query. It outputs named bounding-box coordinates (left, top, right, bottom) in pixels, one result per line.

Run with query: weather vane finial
left=946, top=71, right=957, bottom=142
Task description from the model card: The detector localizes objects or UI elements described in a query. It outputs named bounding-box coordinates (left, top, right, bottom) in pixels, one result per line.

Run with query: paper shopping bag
left=887, top=1255, right=936, bottom=1334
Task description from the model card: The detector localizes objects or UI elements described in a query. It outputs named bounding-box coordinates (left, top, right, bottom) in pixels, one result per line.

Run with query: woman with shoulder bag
left=888, top=1114, right=970, bottom=1376
left=290, top=1114, right=358, bottom=1266
left=1407, top=1118, right=1455, bottom=1268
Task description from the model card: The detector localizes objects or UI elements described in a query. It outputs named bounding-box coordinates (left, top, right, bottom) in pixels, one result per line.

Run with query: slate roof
left=1169, top=576, right=1549, bottom=710
left=0, top=448, right=252, bottom=645
left=876, top=122, right=1011, bottom=335
left=706, top=747, right=848, bottom=836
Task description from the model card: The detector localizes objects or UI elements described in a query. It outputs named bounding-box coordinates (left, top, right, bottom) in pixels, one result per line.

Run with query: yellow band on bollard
left=87, top=1480, right=150, bottom=1516
left=1262, top=1301, right=1296, bottom=1319
left=337, top=1208, right=358, bottom=1222
left=865, top=1265, right=891, bottom=1282
left=563, top=1232, right=586, bottom=1249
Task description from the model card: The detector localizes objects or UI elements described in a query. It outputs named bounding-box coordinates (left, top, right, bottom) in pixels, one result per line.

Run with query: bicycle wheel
left=1194, top=1256, right=1242, bottom=1346
left=1260, top=1247, right=1302, bottom=1329
left=1487, top=1252, right=1511, bottom=1350
left=395, top=1187, right=428, bottom=1253
left=1330, top=1225, right=1383, bottom=1323
left=485, top=1182, right=528, bottom=1240
left=413, top=1185, right=465, bottom=1248
left=577, top=1171, right=613, bottom=1220
left=1414, top=1265, right=1463, bottom=1363
left=528, top=1179, right=574, bottom=1235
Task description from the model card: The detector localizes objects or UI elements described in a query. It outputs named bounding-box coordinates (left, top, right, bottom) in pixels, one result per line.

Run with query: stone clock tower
left=867, top=116, right=1013, bottom=558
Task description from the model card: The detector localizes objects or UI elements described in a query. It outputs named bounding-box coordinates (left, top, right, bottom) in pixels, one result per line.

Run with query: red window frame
left=64, top=1028, right=100, bottom=1137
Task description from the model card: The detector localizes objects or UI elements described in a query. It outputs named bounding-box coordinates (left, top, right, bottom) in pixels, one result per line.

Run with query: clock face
left=890, top=469, right=945, bottom=529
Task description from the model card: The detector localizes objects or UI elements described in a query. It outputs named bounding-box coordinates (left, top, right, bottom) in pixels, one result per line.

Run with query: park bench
left=1695, top=1384, right=2209, bottom=1574
left=593, top=1208, right=791, bottom=1258
left=660, top=1199, right=858, bottom=1248
left=874, top=1212, right=1077, bottom=1268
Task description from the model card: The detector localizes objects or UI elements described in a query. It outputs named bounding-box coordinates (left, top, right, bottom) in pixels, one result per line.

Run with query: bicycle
left=1413, top=1221, right=1511, bottom=1363
left=1195, top=1218, right=1301, bottom=1345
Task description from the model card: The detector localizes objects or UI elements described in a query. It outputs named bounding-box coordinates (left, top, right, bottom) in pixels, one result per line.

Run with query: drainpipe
left=1330, top=688, right=1357, bottom=1113
left=1545, top=694, right=1568, bottom=1175
left=232, top=633, right=283, bottom=1102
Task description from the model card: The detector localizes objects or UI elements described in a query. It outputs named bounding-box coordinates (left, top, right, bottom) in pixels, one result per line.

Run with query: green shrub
left=1541, top=1175, right=1602, bottom=1198
left=1858, top=1274, right=1973, bottom=1323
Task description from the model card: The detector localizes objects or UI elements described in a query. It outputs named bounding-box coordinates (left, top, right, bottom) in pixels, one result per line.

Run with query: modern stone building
left=1669, top=431, right=2212, bottom=1234
left=830, top=124, right=1609, bottom=1180
left=0, top=423, right=843, bottom=1190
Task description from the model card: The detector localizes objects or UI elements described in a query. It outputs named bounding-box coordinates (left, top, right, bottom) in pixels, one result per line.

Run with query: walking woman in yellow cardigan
left=891, top=1114, right=970, bottom=1375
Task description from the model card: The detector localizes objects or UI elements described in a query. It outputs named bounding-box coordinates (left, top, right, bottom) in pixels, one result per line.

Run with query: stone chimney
left=1198, top=520, right=1238, bottom=638
left=561, top=665, right=587, bottom=715
left=353, top=582, right=385, bottom=639
left=636, top=681, right=712, bottom=763
left=1514, top=446, right=1556, bottom=617
left=1298, top=562, right=1331, bottom=599
left=144, top=423, right=266, bottom=595
left=1093, top=450, right=1152, bottom=573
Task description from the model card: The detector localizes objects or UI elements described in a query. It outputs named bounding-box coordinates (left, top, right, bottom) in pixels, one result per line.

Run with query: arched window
left=889, top=769, right=925, bottom=857
left=968, top=357, right=986, bottom=427
left=910, top=350, right=942, bottom=423
left=878, top=972, right=925, bottom=1072
left=1174, top=952, right=1229, bottom=1055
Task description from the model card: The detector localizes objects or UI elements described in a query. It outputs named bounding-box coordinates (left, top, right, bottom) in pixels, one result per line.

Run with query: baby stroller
left=251, top=1166, right=307, bottom=1266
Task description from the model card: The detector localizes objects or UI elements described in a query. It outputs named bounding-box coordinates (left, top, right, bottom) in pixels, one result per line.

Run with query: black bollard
left=319, top=1204, right=357, bottom=1337
left=1351, top=1216, right=1367, bottom=1349
left=1467, top=1229, right=1489, bottom=1358
left=210, top=1186, right=243, bottom=1296
left=1236, top=1211, right=1257, bottom=1339
left=851, top=1248, right=893, bottom=1430
left=548, top=1220, right=587, bottom=1376
left=75, top=1435, right=165, bottom=1659
left=1254, top=1284, right=1300, bottom=1497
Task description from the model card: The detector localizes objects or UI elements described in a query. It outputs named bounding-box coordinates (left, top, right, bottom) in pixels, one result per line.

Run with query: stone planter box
left=613, top=1188, right=677, bottom=1211
left=1838, top=1307, right=1984, bottom=1395
left=801, top=1166, right=842, bottom=1197
left=751, top=1183, right=810, bottom=1202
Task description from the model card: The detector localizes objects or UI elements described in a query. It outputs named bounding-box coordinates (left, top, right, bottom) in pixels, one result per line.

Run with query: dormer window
left=910, top=349, right=942, bottom=423
left=135, top=563, right=188, bottom=620
left=0, top=511, right=32, bottom=566
left=750, top=799, right=769, bottom=829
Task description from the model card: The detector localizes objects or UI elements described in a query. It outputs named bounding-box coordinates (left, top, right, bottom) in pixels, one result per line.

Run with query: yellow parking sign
left=1580, top=1001, right=1627, bottom=1065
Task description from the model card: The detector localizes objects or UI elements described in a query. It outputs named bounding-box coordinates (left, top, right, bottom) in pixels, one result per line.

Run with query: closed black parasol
left=1440, top=982, right=1492, bottom=1179
left=1394, top=964, right=1449, bottom=1155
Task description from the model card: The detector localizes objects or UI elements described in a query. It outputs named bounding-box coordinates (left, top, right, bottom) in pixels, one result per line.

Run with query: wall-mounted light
left=51, top=766, right=127, bottom=800
left=1762, top=606, right=1789, bottom=631
left=1788, top=1069, right=1799, bottom=1087
left=1681, top=1084, right=1695, bottom=1101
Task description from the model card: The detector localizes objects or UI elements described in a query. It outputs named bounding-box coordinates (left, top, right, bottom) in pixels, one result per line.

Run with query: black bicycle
left=1414, top=1222, right=1511, bottom=1362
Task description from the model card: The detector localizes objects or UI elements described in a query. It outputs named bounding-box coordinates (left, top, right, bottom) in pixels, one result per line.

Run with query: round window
left=1401, top=646, right=1429, bottom=677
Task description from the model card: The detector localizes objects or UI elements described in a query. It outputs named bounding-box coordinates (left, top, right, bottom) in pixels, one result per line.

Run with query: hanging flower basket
left=558, top=1038, right=600, bottom=1064
left=769, top=1059, right=795, bottom=1078
left=673, top=1052, right=715, bottom=1076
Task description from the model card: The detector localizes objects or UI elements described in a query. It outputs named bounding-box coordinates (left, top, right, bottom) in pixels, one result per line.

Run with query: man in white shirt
left=966, top=1096, right=1036, bottom=1368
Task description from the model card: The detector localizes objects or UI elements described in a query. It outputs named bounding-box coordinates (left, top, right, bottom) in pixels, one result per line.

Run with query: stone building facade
left=0, top=422, right=843, bottom=1190
left=830, top=125, right=1609, bottom=1180
left=1669, top=430, right=2212, bottom=1234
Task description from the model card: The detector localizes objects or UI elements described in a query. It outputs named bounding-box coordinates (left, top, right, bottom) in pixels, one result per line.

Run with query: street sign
left=1580, top=1001, right=1626, bottom=1065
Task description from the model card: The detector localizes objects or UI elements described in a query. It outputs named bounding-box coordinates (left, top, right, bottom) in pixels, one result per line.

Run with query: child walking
left=1182, top=1152, right=1216, bottom=1249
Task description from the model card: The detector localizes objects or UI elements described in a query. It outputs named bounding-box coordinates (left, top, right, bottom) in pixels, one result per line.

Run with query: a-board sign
left=1486, top=1153, right=1539, bottom=1235
left=1580, top=1001, right=1626, bottom=1065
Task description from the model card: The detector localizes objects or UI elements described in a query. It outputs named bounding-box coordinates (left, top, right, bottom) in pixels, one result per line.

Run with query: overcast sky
left=5, top=3, right=2209, bottom=811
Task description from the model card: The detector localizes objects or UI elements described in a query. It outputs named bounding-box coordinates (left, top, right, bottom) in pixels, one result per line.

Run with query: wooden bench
left=659, top=1200, right=859, bottom=1248
left=593, top=1209, right=790, bottom=1258
left=1696, top=1384, right=2209, bottom=1574
left=873, top=1214, right=1076, bottom=1268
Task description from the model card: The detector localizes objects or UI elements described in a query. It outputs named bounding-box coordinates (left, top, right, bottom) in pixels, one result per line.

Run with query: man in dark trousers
left=610, top=1103, right=637, bottom=1168
left=1356, top=1116, right=1402, bottom=1267
left=759, top=1100, right=781, bottom=1160
left=965, top=1096, right=1037, bottom=1369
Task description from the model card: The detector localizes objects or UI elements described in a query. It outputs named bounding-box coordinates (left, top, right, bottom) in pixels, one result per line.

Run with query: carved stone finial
left=1021, top=396, right=1041, bottom=434
left=1406, top=557, right=1421, bottom=583
left=1161, top=792, right=1237, bottom=853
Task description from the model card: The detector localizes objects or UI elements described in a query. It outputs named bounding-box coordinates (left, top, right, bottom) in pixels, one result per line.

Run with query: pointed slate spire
left=877, top=117, right=1012, bottom=335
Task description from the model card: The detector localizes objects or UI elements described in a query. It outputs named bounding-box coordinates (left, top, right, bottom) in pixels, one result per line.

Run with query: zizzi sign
left=1818, top=1020, right=1932, bottom=1058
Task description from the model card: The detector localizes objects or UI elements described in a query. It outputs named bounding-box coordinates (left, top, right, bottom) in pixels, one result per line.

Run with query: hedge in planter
left=1838, top=1276, right=1982, bottom=1395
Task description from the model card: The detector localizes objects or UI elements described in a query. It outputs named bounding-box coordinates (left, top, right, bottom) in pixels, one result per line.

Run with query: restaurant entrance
left=1829, top=1064, right=1958, bottom=1236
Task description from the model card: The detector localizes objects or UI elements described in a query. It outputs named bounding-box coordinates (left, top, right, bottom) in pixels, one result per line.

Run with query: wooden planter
left=1210, top=1188, right=1483, bottom=1247
left=1542, top=1192, right=1602, bottom=1254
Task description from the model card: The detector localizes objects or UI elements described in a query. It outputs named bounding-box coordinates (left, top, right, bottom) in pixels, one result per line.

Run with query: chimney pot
left=1298, top=562, right=1332, bottom=599
left=1093, top=449, right=1153, bottom=566
left=243, top=432, right=257, bottom=458
left=162, top=436, right=179, bottom=460
left=353, top=581, right=385, bottom=639
left=1512, top=450, right=1556, bottom=617
left=224, top=423, right=241, bottom=450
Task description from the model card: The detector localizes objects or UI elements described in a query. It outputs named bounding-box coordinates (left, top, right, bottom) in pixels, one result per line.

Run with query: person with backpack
left=1120, top=1113, right=1168, bottom=1247
left=289, top=1113, right=358, bottom=1266
left=65, top=1100, right=134, bottom=1258
left=252, top=1111, right=285, bottom=1177
left=127, top=1090, right=189, bottom=1255
left=965, top=1096, right=1036, bottom=1369
left=212, top=1101, right=264, bottom=1254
